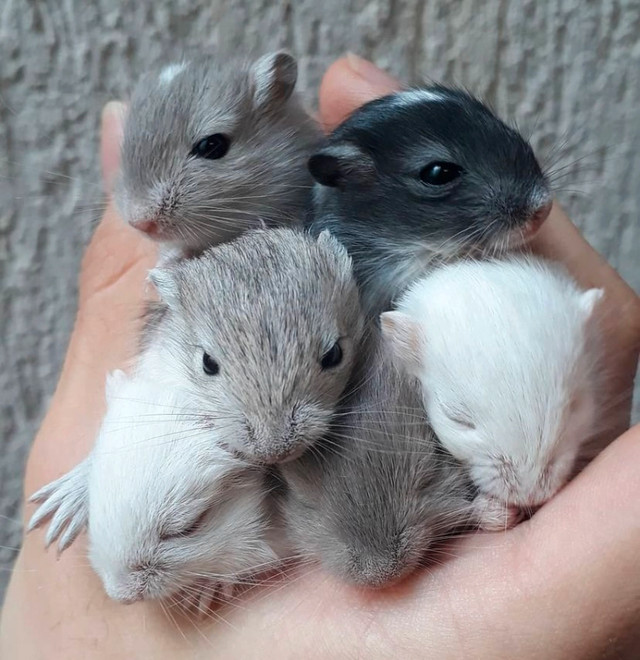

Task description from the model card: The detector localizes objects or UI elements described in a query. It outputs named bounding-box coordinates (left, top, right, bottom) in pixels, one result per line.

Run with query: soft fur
left=137, top=227, right=366, bottom=464
left=115, top=51, right=321, bottom=254
left=29, top=371, right=276, bottom=603
left=383, top=256, right=602, bottom=522
left=278, top=334, right=473, bottom=587
left=306, top=87, right=551, bottom=315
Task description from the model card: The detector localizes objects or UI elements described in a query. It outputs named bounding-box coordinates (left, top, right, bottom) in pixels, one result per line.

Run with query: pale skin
left=1, top=55, right=639, bottom=659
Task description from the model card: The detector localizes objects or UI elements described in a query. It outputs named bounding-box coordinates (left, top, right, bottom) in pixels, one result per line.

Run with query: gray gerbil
left=115, top=51, right=321, bottom=256
left=136, top=227, right=365, bottom=465
left=28, top=371, right=278, bottom=606
left=277, top=335, right=474, bottom=588
left=306, top=87, right=552, bottom=315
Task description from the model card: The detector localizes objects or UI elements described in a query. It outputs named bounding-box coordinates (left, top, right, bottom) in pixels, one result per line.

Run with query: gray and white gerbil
left=28, top=371, right=277, bottom=606
left=278, top=336, right=474, bottom=588
left=115, top=51, right=321, bottom=256
left=382, top=257, right=603, bottom=529
left=306, top=87, right=552, bottom=315
left=137, top=227, right=365, bottom=465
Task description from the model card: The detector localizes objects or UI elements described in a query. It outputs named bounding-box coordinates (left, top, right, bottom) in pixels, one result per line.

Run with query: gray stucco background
left=0, top=0, right=638, bottom=597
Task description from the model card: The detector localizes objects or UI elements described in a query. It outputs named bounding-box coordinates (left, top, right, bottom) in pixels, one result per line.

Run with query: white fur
left=392, top=89, right=446, bottom=107
left=158, top=62, right=186, bottom=85
left=383, top=257, right=602, bottom=515
left=29, top=371, right=277, bottom=603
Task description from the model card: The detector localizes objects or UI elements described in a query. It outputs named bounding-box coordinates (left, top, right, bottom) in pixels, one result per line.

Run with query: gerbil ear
left=149, top=267, right=180, bottom=306
left=316, top=229, right=350, bottom=260
left=380, top=312, right=423, bottom=376
left=308, top=143, right=375, bottom=189
left=105, top=369, right=128, bottom=402
left=251, top=51, right=298, bottom=108
left=579, top=288, right=604, bottom=318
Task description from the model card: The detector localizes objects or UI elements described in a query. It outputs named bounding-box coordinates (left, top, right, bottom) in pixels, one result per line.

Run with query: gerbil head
left=88, top=378, right=273, bottom=603
left=115, top=51, right=319, bottom=251
left=149, top=228, right=364, bottom=464
left=383, top=259, right=603, bottom=511
left=279, top=358, right=472, bottom=587
left=310, top=87, right=551, bottom=255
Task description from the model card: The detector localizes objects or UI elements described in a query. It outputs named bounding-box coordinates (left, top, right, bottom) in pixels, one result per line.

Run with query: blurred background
left=0, top=0, right=638, bottom=597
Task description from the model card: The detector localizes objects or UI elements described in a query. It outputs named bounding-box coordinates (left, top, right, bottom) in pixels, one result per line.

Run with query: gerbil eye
left=160, top=510, right=209, bottom=541
left=442, top=405, right=475, bottom=430
left=202, top=352, right=220, bottom=376
left=419, top=161, right=462, bottom=186
left=320, top=341, right=343, bottom=370
left=191, top=134, right=230, bottom=160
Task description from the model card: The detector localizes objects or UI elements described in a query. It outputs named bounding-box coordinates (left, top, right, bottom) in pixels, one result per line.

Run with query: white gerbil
left=115, top=51, right=320, bottom=257
left=381, top=257, right=603, bottom=528
left=135, top=227, right=365, bottom=465
left=28, top=371, right=277, bottom=605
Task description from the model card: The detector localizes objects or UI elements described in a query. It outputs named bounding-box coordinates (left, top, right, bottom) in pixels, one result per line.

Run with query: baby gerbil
left=306, top=86, right=552, bottom=315
left=28, top=370, right=278, bottom=605
left=136, top=227, right=365, bottom=465
left=115, top=51, right=321, bottom=256
left=278, top=337, right=473, bottom=588
left=382, top=257, right=603, bottom=528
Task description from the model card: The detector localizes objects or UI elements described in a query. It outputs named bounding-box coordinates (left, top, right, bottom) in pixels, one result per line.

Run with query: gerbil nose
left=131, top=218, right=160, bottom=237
left=523, top=200, right=552, bottom=237
left=349, top=552, right=402, bottom=588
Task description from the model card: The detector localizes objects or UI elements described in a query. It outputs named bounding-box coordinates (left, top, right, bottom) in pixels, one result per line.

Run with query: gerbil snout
left=345, top=546, right=408, bottom=589
left=106, top=562, right=169, bottom=604
left=242, top=404, right=329, bottom=464
left=521, top=199, right=552, bottom=239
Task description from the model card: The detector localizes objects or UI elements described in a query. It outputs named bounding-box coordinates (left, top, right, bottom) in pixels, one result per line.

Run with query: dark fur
left=306, top=86, right=551, bottom=315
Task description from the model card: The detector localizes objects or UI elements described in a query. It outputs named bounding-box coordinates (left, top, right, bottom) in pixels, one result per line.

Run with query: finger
left=100, top=101, right=126, bottom=195
left=318, top=54, right=400, bottom=131
left=533, top=205, right=640, bottom=435
left=25, top=103, right=156, bottom=495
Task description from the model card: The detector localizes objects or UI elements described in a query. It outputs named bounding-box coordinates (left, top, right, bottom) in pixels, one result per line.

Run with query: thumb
left=25, top=102, right=156, bottom=494
left=319, top=54, right=401, bottom=131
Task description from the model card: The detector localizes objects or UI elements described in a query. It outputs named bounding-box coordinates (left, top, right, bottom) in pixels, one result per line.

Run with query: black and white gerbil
left=278, top=340, right=473, bottom=588
left=382, top=257, right=603, bottom=529
left=115, top=51, right=321, bottom=256
left=307, top=87, right=552, bottom=314
left=137, top=227, right=365, bottom=465
left=28, top=371, right=278, bottom=606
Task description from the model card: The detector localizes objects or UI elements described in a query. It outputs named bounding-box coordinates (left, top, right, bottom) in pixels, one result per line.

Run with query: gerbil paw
left=474, top=494, right=523, bottom=532
left=27, top=460, right=90, bottom=553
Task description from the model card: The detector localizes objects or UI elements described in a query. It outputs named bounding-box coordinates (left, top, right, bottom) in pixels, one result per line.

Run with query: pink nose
left=523, top=200, right=552, bottom=238
left=130, top=218, right=160, bottom=237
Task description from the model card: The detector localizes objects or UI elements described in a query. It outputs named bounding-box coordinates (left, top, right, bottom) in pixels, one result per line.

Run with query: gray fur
left=306, top=87, right=551, bottom=316
left=278, top=333, right=474, bottom=588
left=115, top=51, right=321, bottom=254
left=138, top=227, right=365, bottom=464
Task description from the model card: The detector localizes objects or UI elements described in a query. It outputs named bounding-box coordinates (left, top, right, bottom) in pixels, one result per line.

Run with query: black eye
left=202, top=352, right=219, bottom=376
left=419, top=161, right=462, bottom=185
left=320, top=341, right=343, bottom=370
left=190, top=133, right=230, bottom=160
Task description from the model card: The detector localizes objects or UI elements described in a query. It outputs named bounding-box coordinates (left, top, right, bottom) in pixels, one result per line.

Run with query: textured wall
left=1, top=0, right=638, bottom=595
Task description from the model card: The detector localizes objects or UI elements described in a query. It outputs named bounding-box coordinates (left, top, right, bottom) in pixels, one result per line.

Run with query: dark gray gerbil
left=277, top=333, right=474, bottom=588
left=306, top=86, right=552, bottom=315
left=115, top=51, right=321, bottom=255
left=137, top=227, right=366, bottom=465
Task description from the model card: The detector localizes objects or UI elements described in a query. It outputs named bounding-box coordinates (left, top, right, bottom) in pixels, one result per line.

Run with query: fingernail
left=345, top=52, right=399, bottom=88
left=101, top=100, right=126, bottom=129
left=100, top=101, right=126, bottom=195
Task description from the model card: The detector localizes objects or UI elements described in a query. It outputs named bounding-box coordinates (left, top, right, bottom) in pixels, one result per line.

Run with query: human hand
left=2, top=55, right=639, bottom=660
